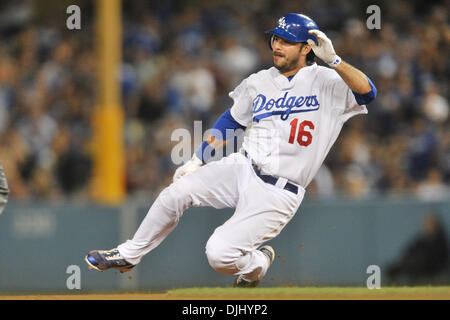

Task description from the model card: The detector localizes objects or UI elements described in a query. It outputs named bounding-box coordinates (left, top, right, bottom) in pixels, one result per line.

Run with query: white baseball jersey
left=117, top=62, right=369, bottom=285
left=230, top=63, right=367, bottom=188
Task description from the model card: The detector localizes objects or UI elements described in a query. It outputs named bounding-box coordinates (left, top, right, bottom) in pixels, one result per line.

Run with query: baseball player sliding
left=85, top=13, right=377, bottom=287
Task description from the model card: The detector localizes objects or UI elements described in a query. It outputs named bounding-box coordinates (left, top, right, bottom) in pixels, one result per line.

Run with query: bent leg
left=205, top=233, right=271, bottom=281
left=118, top=154, right=244, bottom=265
left=205, top=165, right=305, bottom=282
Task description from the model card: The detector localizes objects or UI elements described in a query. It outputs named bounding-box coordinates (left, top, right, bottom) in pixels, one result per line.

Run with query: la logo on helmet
left=278, top=17, right=287, bottom=30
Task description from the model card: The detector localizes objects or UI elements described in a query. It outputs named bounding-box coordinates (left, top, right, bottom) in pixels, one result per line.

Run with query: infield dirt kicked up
left=1, top=286, right=449, bottom=300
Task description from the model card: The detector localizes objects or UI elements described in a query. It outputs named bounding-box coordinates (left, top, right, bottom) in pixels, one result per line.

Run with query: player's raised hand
left=307, top=30, right=341, bottom=68
left=173, top=154, right=203, bottom=181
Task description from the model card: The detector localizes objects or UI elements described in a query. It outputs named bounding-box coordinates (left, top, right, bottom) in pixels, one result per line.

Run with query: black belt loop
left=244, top=150, right=299, bottom=195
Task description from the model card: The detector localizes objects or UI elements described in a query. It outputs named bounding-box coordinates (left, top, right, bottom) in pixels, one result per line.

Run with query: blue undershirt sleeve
left=195, top=109, right=247, bottom=163
left=352, top=76, right=377, bottom=105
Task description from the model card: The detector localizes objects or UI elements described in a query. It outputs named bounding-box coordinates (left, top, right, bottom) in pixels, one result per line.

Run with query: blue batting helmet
left=265, top=13, right=319, bottom=48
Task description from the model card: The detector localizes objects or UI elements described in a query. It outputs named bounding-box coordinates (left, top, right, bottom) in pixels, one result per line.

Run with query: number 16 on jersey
left=288, top=119, right=315, bottom=147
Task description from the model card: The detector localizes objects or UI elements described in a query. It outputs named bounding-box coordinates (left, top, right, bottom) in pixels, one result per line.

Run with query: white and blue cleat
left=85, top=248, right=135, bottom=273
left=233, top=245, right=275, bottom=288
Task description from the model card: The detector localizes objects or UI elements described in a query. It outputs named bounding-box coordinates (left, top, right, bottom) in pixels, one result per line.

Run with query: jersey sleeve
left=321, top=71, right=368, bottom=122
left=229, top=79, right=253, bottom=127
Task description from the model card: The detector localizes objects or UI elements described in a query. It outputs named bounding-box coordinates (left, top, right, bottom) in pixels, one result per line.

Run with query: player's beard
left=274, top=57, right=299, bottom=73
left=273, top=50, right=302, bottom=74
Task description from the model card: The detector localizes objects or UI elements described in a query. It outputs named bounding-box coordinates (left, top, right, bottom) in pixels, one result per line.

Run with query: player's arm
left=307, top=29, right=377, bottom=104
left=333, top=62, right=371, bottom=94
left=173, top=109, right=246, bottom=181
left=194, top=109, right=246, bottom=163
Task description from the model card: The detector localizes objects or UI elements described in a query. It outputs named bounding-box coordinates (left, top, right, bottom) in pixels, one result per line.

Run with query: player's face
left=271, top=36, right=310, bottom=74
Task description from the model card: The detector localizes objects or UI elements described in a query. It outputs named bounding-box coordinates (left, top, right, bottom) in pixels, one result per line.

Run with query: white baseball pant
left=118, top=151, right=305, bottom=282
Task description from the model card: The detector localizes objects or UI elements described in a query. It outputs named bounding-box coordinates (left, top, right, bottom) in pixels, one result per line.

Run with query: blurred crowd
left=0, top=0, right=448, bottom=202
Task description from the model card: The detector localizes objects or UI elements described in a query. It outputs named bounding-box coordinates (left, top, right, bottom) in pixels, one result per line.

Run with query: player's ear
left=302, top=43, right=312, bottom=55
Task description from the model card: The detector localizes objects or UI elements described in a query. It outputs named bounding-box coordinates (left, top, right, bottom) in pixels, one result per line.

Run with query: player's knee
left=205, top=235, right=239, bottom=275
left=158, top=180, right=194, bottom=215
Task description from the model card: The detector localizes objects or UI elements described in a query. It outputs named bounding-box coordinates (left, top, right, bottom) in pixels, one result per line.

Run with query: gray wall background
left=0, top=197, right=449, bottom=293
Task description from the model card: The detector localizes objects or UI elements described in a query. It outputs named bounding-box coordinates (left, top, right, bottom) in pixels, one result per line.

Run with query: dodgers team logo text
left=252, top=92, right=320, bottom=122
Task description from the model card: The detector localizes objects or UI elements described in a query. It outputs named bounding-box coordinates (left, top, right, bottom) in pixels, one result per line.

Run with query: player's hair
left=301, top=43, right=316, bottom=65
left=306, top=50, right=316, bottom=64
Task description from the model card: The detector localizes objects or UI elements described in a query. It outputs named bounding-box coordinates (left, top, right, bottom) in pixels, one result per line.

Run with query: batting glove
left=307, top=30, right=342, bottom=68
left=173, top=154, right=203, bottom=181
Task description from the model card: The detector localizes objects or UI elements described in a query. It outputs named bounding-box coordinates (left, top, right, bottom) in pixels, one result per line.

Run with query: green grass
left=166, top=286, right=450, bottom=299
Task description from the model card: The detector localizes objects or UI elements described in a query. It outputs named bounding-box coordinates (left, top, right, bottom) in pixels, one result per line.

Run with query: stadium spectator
left=386, top=212, right=449, bottom=284
left=0, top=0, right=448, bottom=201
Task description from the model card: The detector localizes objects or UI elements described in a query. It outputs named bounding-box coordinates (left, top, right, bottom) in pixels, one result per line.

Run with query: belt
left=244, top=151, right=299, bottom=195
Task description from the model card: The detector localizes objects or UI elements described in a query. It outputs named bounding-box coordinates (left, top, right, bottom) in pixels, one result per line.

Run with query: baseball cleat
left=85, top=248, right=135, bottom=273
left=234, top=245, right=275, bottom=288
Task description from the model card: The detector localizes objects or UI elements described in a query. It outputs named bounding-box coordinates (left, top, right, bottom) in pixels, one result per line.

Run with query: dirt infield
left=1, top=293, right=448, bottom=300
left=1, top=287, right=449, bottom=300
left=0, top=293, right=170, bottom=300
